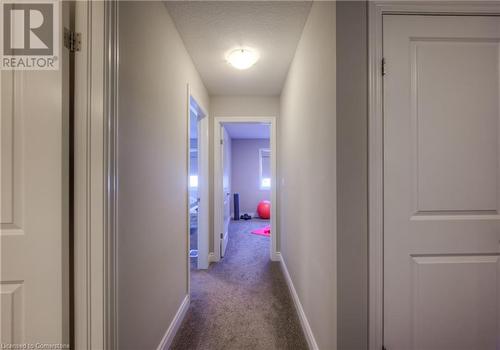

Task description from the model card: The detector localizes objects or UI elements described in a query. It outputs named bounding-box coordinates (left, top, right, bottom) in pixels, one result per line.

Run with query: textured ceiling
left=165, top=1, right=312, bottom=95
left=224, top=123, right=270, bottom=139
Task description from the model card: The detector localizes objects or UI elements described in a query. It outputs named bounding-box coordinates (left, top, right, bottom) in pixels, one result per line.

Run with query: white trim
left=156, top=295, right=190, bottom=350
left=368, top=3, right=500, bottom=350
left=368, top=3, right=384, bottom=350
left=197, top=98, right=209, bottom=270
left=74, top=1, right=109, bottom=349
left=213, top=116, right=278, bottom=262
left=279, top=254, right=319, bottom=350
left=186, top=86, right=191, bottom=293
left=271, top=251, right=281, bottom=262
left=75, top=1, right=118, bottom=348
left=104, top=1, right=119, bottom=348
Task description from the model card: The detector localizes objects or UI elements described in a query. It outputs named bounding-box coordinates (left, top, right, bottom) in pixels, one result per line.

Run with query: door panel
left=415, top=40, right=499, bottom=212
left=411, top=256, right=498, bottom=350
left=1, top=70, right=25, bottom=345
left=1, top=70, right=68, bottom=343
left=383, top=15, right=500, bottom=350
left=0, top=4, right=69, bottom=344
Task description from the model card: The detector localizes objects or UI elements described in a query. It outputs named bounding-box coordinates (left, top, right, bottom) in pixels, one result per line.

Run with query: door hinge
left=220, top=233, right=223, bottom=239
left=220, top=139, right=223, bottom=145
left=382, top=58, right=386, bottom=76
left=64, top=28, right=81, bottom=52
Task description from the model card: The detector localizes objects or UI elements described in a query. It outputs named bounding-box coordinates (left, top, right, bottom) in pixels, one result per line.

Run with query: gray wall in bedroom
left=337, top=1, right=369, bottom=350
left=231, top=138, right=271, bottom=216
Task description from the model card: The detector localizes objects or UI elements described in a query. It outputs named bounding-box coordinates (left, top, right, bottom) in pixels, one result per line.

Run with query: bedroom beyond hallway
left=213, top=120, right=277, bottom=262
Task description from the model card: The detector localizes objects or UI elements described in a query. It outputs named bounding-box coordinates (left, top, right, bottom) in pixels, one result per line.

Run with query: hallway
left=111, top=2, right=337, bottom=348
left=3, top=0, right=498, bottom=348
left=171, top=220, right=308, bottom=350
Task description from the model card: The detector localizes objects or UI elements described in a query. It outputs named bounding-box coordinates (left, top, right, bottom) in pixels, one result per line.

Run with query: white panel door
left=383, top=15, right=500, bottom=350
left=221, top=127, right=231, bottom=257
left=0, top=6, right=69, bottom=346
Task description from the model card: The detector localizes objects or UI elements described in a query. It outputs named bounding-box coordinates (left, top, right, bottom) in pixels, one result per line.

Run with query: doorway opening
left=213, top=117, right=278, bottom=262
left=187, top=91, right=209, bottom=271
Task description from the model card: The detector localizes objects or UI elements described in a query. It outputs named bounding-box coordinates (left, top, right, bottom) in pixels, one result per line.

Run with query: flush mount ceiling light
left=226, top=48, right=259, bottom=70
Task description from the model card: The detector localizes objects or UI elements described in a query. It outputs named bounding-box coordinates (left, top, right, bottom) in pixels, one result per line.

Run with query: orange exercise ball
left=257, top=200, right=271, bottom=219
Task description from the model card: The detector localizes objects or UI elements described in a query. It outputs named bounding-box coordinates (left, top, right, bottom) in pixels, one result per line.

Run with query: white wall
left=279, top=2, right=337, bottom=349
left=231, top=139, right=271, bottom=215
left=117, top=2, right=209, bottom=349
left=209, top=96, right=279, bottom=251
left=336, top=2, right=368, bottom=349
left=211, top=96, right=280, bottom=117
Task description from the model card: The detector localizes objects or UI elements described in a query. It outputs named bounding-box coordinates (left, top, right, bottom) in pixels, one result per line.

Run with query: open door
left=221, top=126, right=231, bottom=257
left=0, top=2, right=70, bottom=344
left=188, top=103, right=200, bottom=268
left=188, top=94, right=209, bottom=269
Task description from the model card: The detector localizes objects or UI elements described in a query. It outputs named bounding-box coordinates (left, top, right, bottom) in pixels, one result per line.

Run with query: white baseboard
left=280, top=256, right=319, bottom=350
left=208, top=252, right=218, bottom=263
left=157, top=295, right=190, bottom=350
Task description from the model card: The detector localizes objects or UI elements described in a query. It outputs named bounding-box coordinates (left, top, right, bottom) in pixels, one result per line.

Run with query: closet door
left=383, top=15, right=500, bottom=350
left=1, top=3, right=69, bottom=344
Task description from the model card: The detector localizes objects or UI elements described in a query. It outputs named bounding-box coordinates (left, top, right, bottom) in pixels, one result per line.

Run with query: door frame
left=74, top=0, right=117, bottom=349
left=213, top=116, right=279, bottom=262
left=368, top=2, right=500, bottom=350
left=187, top=86, right=210, bottom=273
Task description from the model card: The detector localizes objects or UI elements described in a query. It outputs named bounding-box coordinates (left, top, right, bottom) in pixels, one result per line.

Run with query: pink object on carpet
left=251, top=225, right=271, bottom=237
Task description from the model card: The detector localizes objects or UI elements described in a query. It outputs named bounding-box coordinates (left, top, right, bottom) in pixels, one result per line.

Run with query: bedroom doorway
left=188, top=90, right=209, bottom=270
left=213, top=117, right=278, bottom=262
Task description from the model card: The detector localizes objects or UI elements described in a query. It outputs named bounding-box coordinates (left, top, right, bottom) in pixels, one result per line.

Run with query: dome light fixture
left=226, top=48, right=259, bottom=70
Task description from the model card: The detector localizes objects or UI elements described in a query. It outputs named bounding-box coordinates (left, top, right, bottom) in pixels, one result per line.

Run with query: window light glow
left=226, top=48, right=259, bottom=70
left=190, top=175, right=199, bottom=188
left=261, top=178, right=271, bottom=189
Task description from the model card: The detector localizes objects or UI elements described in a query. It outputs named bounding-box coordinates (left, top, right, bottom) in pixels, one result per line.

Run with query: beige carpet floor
left=170, top=219, right=308, bottom=350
